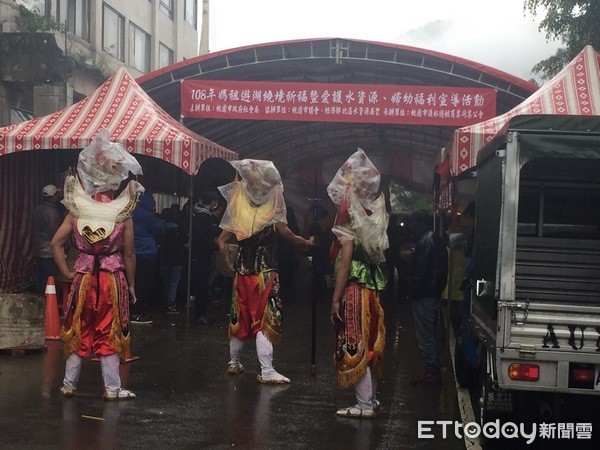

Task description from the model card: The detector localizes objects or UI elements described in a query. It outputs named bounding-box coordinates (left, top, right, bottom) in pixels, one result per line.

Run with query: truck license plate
left=595, top=366, right=600, bottom=390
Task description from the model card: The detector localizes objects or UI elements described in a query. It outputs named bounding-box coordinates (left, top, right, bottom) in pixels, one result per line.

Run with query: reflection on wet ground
left=0, top=267, right=464, bottom=449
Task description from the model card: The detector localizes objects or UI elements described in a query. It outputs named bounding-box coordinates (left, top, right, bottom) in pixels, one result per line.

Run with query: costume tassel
left=106, top=276, right=126, bottom=361
left=61, top=274, right=89, bottom=359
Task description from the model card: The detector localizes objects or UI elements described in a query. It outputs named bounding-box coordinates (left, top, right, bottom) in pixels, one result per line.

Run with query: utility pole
left=199, top=0, right=209, bottom=55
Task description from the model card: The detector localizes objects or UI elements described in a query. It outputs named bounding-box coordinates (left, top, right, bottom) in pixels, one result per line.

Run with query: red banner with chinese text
left=181, top=80, right=496, bottom=126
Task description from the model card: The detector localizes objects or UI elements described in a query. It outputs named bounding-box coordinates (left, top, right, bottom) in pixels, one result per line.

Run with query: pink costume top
left=63, top=219, right=130, bottom=330
left=72, top=219, right=125, bottom=273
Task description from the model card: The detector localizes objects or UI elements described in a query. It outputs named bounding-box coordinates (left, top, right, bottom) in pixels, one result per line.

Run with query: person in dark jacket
left=277, top=206, right=302, bottom=295
left=131, top=191, right=165, bottom=324
left=406, top=209, right=448, bottom=386
left=32, top=185, right=63, bottom=295
left=159, top=207, right=188, bottom=314
left=191, top=190, right=222, bottom=324
left=307, top=204, right=334, bottom=293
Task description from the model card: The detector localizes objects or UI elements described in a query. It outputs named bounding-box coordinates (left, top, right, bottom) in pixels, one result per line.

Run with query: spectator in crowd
left=209, top=194, right=227, bottom=305
left=384, top=214, right=403, bottom=290
left=159, top=207, right=188, bottom=314
left=191, top=190, right=222, bottom=324
left=32, top=184, right=63, bottom=295
left=307, top=203, right=334, bottom=293
left=131, top=190, right=164, bottom=324
left=406, top=209, right=448, bottom=387
left=276, top=206, right=301, bottom=295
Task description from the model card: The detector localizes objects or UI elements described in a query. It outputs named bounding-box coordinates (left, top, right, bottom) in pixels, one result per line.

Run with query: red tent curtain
left=0, top=151, right=72, bottom=291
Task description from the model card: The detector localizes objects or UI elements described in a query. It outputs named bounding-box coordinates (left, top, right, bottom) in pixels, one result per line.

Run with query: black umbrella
left=194, top=157, right=236, bottom=196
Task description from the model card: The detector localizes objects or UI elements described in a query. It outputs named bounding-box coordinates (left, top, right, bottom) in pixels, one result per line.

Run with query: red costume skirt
left=334, top=281, right=386, bottom=388
left=62, top=270, right=129, bottom=360
left=229, top=271, right=282, bottom=344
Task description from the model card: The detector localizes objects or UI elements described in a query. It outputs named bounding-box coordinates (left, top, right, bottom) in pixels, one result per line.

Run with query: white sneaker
left=103, top=388, right=136, bottom=401
left=257, top=371, right=290, bottom=384
left=336, top=404, right=376, bottom=418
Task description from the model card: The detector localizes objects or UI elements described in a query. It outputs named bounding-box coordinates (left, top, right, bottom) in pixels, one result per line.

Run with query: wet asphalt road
left=0, top=264, right=464, bottom=450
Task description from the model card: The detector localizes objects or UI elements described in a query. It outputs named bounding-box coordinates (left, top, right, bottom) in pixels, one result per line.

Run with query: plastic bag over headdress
left=77, top=128, right=143, bottom=196
left=62, top=129, right=144, bottom=239
left=327, top=148, right=389, bottom=263
left=218, top=159, right=287, bottom=241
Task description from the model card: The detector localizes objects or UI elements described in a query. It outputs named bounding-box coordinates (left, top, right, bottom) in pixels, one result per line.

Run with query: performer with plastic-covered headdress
left=51, top=129, right=144, bottom=401
left=217, top=159, right=313, bottom=384
left=328, top=149, right=388, bottom=418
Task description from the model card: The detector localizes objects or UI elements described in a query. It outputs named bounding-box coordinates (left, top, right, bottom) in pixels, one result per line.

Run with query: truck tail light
left=508, top=363, right=540, bottom=381
left=572, top=368, right=594, bottom=383
left=569, top=363, right=595, bottom=389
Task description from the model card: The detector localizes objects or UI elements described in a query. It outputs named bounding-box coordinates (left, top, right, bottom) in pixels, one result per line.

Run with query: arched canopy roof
left=138, top=38, right=537, bottom=193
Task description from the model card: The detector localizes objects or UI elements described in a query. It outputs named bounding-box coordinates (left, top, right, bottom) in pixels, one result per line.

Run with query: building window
left=159, top=43, right=174, bottom=69
left=103, top=4, right=124, bottom=61
left=129, top=23, right=151, bottom=73
left=184, top=0, right=197, bottom=28
left=160, top=0, right=174, bottom=20
left=59, top=0, right=90, bottom=42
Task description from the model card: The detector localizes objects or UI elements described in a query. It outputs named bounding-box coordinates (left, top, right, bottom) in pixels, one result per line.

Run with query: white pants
left=63, top=352, right=121, bottom=391
left=229, top=331, right=279, bottom=377
left=355, top=366, right=377, bottom=409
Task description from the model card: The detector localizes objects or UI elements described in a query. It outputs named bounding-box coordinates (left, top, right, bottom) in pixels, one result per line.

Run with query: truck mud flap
left=486, top=384, right=513, bottom=413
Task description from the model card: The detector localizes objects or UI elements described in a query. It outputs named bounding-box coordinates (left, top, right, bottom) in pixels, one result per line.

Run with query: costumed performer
left=51, top=129, right=144, bottom=400
left=328, top=149, right=388, bottom=418
left=217, top=159, right=314, bottom=384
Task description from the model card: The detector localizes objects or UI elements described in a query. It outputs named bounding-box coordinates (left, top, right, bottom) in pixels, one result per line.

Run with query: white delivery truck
left=454, top=114, right=600, bottom=425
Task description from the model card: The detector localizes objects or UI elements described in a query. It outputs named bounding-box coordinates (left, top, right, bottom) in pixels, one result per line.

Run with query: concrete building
left=0, top=0, right=201, bottom=125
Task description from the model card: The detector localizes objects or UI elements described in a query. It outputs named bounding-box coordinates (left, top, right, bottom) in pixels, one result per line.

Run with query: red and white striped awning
left=0, top=67, right=238, bottom=174
left=451, top=45, right=600, bottom=175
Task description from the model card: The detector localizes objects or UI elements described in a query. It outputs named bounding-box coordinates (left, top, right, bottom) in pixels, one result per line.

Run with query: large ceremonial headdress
left=62, top=129, right=144, bottom=243
left=327, top=149, right=389, bottom=263
left=77, top=128, right=143, bottom=196
left=218, top=159, right=287, bottom=241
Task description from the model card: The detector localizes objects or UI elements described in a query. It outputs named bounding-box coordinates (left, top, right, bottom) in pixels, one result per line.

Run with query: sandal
left=60, top=385, right=76, bottom=398
left=103, top=388, right=136, bottom=401
left=257, top=372, right=290, bottom=384
left=227, top=363, right=245, bottom=375
left=336, top=405, right=375, bottom=418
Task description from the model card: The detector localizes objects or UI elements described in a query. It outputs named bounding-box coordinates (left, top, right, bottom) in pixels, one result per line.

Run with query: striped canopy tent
left=0, top=66, right=237, bottom=174
left=0, top=67, right=237, bottom=292
left=450, top=45, right=600, bottom=176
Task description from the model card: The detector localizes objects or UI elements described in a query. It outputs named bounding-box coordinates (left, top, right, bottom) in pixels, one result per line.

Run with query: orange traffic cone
left=122, top=329, right=140, bottom=363
left=44, top=276, right=61, bottom=340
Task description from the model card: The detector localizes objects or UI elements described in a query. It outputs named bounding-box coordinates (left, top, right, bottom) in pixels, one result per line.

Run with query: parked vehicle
left=454, top=115, right=600, bottom=424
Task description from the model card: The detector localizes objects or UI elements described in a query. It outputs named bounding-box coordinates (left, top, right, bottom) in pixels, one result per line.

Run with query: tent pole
left=186, top=174, right=194, bottom=323
left=310, top=170, right=318, bottom=376
left=184, top=113, right=194, bottom=324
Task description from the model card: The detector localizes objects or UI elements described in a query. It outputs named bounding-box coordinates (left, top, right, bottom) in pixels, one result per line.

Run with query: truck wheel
left=455, top=335, right=476, bottom=388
